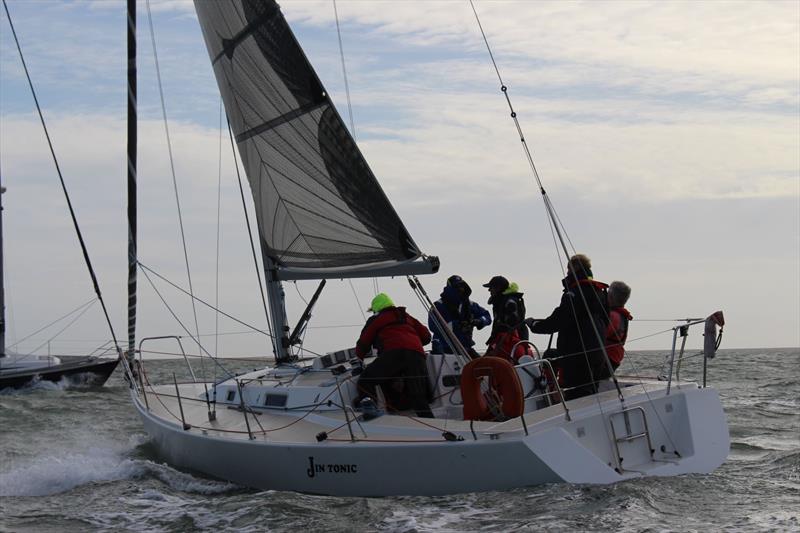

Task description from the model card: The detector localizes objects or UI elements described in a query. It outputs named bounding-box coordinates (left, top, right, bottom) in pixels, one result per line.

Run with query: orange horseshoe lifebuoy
left=461, top=357, right=524, bottom=421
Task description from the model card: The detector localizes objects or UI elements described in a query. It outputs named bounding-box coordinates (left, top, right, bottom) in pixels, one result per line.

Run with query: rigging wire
left=467, top=3, right=690, bottom=455
left=29, top=299, right=98, bottom=355
left=333, top=0, right=356, bottom=142
left=7, top=298, right=97, bottom=351
left=145, top=0, right=205, bottom=380
left=349, top=280, right=367, bottom=322
left=332, top=0, right=380, bottom=299
left=466, top=2, right=637, bottom=455
left=137, top=261, right=273, bottom=339
left=2, top=0, right=120, bottom=354
left=226, top=117, right=275, bottom=353
left=139, top=265, right=234, bottom=380
left=19, top=329, right=285, bottom=345
left=468, top=0, right=624, bottom=405
left=293, top=282, right=308, bottom=305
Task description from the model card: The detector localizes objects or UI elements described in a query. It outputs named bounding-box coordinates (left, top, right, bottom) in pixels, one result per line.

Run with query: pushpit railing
left=660, top=312, right=724, bottom=394
left=663, top=318, right=709, bottom=394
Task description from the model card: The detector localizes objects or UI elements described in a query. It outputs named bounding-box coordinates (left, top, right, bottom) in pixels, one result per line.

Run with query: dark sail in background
left=194, top=0, right=437, bottom=278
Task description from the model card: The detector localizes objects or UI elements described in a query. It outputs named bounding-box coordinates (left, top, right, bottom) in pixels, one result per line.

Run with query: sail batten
left=194, top=0, right=437, bottom=278
left=236, top=101, right=326, bottom=143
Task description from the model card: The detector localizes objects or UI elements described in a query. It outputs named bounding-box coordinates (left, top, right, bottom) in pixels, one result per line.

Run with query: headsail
left=194, top=0, right=438, bottom=280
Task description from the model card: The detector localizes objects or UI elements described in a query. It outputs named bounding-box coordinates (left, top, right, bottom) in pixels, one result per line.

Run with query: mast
left=127, top=0, right=137, bottom=358
left=0, top=178, right=5, bottom=357
left=263, top=254, right=290, bottom=362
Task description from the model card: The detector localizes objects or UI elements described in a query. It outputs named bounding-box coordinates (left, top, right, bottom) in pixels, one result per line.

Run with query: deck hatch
left=265, top=393, right=288, bottom=407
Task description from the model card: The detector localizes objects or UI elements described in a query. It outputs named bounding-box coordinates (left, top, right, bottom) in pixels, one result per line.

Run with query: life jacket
left=356, top=307, right=430, bottom=359
left=567, top=277, right=609, bottom=292
left=485, top=330, right=531, bottom=363
left=605, top=307, right=632, bottom=366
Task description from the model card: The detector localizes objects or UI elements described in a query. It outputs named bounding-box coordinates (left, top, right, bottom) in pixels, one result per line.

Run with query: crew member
left=429, top=275, right=491, bottom=358
left=526, top=254, right=609, bottom=399
left=483, top=276, right=529, bottom=361
left=600, top=281, right=633, bottom=377
left=354, top=293, right=433, bottom=418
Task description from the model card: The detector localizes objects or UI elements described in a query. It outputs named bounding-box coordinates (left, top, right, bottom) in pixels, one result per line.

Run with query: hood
left=613, top=306, right=633, bottom=320
left=502, top=282, right=522, bottom=296
left=441, top=285, right=461, bottom=305
left=447, top=275, right=472, bottom=298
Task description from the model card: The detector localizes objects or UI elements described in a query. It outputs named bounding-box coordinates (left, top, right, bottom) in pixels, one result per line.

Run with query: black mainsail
left=194, top=0, right=438, bottom=281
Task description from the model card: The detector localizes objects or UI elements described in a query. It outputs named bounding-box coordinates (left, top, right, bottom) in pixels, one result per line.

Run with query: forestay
left=194, top=0, right=438, bottom=280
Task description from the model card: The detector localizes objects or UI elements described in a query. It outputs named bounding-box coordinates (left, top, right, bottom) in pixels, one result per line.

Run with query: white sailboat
left=123, top=0, right=729, bottom=496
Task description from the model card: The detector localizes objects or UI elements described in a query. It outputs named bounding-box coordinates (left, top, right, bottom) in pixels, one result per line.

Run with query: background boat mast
left=0, top=178, right=5, bottom=357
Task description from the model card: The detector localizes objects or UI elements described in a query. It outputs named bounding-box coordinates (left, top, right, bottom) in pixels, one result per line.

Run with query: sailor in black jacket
left=528, top=255, right=609, bottom=400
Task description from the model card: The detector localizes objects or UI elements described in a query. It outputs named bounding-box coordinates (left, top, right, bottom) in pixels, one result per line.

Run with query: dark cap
left=482, top=275, right=509, bottom=292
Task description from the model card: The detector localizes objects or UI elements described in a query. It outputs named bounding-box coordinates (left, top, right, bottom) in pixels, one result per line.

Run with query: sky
left=0, top=0, right=798, bottom=365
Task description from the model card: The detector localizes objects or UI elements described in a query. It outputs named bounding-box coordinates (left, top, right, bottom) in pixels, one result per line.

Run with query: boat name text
left=306, top=456, right=357, bottom=478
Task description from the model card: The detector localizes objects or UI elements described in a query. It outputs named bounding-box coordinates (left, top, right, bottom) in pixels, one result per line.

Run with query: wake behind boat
left=120, top=0, right=729, bottom=497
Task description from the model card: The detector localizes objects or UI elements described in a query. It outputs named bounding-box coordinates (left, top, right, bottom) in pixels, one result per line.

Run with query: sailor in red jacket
left=354, top=293, right=433, bottom=418
left=602, top=281, right=633, bottom=376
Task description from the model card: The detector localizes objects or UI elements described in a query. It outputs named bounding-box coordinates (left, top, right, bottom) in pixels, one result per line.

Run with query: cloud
left=1, top=1, right=797, bottom=353
left=289, top=1, right=800, bottom=83
left=2, top=111, right=797, bottom=352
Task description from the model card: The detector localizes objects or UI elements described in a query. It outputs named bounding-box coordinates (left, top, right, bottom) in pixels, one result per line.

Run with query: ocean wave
left=731, top=435, right=799, bottom=454
left=730, top=441, right=769, bottom=452
left=0, top=371, right=116, bottom=395
left=0, top=447, right=142, bottom=497
left=143, top=460, right=238, bottom=495
left=0, top=435, right=237, bottom=497
left=0, top=377, right=69, bottom=395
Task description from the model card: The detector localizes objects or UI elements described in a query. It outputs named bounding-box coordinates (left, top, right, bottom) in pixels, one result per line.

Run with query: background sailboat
left=0, top=0, right=119, bottom=390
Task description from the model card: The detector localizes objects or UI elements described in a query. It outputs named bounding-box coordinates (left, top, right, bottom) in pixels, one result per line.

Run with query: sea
left=1, top=348, right=798, bottom=532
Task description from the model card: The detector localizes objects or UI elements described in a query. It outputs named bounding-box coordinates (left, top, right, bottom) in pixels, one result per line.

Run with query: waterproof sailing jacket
left=605, top=306, right=632, bottom=367
left=487, top=283, right=528, bottom=343
left=530, top=276, right=609, bottom=392
left=356, top=307, right=431, bottom=359
left=429, top=285, right=491, bottom=353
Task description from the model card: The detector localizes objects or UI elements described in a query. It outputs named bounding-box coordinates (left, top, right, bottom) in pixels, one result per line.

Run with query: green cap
left=367, top=293, right=394, bottom=313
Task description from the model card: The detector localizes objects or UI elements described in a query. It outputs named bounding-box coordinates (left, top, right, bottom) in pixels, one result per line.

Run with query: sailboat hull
left=132, top=384, right=729, bottom=496
left=0, top=357, right=119, bottom=390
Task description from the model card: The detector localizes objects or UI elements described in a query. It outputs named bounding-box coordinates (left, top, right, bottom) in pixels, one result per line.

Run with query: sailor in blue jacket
left=429, top=275, right=491, bottom=358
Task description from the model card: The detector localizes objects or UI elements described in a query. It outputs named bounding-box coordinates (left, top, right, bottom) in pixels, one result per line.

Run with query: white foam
left=0, top=436, right=235, bottom=497
left=0, top=377, right=68, bottom=395
left=0, top=447, right=142, bottom=497
left=144, top=461, right=236, bottom=494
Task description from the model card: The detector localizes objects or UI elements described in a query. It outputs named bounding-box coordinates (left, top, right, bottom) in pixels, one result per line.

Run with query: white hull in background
left=132, top=382, right=728, bottom=496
